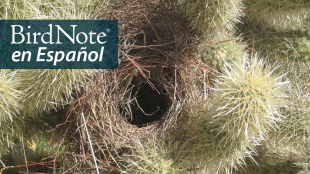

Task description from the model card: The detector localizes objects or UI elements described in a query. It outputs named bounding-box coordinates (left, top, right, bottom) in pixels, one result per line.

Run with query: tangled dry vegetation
left=0, top=0, right=309, bottom=174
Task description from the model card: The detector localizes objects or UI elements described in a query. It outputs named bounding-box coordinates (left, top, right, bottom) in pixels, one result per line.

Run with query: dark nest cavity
left=123, top=79, right=171, bottom=127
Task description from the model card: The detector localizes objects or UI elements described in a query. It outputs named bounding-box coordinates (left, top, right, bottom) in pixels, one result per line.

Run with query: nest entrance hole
left=127, top=82, right=170, bottom=127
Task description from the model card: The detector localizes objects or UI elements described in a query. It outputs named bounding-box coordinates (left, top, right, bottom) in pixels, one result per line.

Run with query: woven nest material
left=67, top=0, right=215, bottom=172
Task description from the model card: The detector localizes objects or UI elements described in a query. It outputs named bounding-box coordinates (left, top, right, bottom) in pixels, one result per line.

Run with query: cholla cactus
left=262, top=61, right=310, bottom=172
left=0, top=117, right=24, bottom=156
left=200, top=31, right=247, bottom=68
left=27, top=0, right=93, bottom=19
left=0, top=0, right=35, bottom=19
left=178, top=0, right=244, bottom=34
left=121, top=136, right=188, bottom=174
left=0, top=0, right=93, bottom=20
left=244, top=1, right=310, bottom=33
left=210, top=55, right=288, bottom=144
left=239, top=61, right=310, bottom=174
left=240, top=1, right=310, bottom=63
left=2, top=0, right=97, bottom=118
left=0, top=70, right=23, bottom=121
left=240, top=24, right=310, bottom=62
left=279, top=61, right=310, bottom=139
left=186, top=55, right=288, bottom=173
left=18, top=69, right=92, bottom=116
left=245, top=8, right=310, bottom=33
left=12, top=128, right=65, bottom=166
